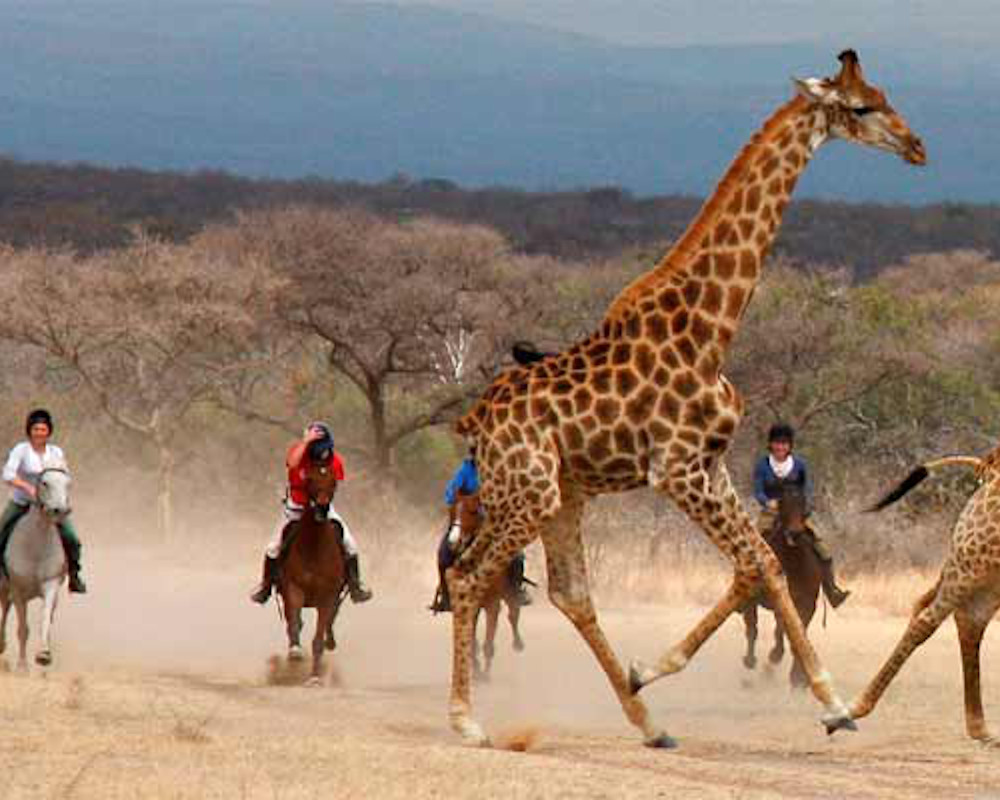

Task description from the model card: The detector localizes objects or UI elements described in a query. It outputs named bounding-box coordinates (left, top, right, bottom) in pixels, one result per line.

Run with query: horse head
left=456, top=492, right=483, bottom=548
left=303, top=458, right=338, bottom=522
left=775, top=483, right=810, bottom=544
left=36, top=466, right=71, bottom=521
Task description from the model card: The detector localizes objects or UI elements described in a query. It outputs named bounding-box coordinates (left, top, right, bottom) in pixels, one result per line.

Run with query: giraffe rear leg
left=955, top=599, right=999, bottom=744
left=846, top=588, right=955, bottom=732
left=542, top=498, right=675, bottom=748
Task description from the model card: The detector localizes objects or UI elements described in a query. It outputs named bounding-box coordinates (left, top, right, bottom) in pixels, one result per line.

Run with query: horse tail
left=867, top=456, right=982, bottom=512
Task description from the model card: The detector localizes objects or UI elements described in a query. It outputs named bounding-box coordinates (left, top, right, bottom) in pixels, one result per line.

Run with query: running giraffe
left=844, top=449, right=1000, bottom=744
left=448, top=50, right=926, bottom=748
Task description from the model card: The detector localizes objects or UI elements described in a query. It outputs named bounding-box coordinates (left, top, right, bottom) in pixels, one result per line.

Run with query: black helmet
left=26, top=408, right=54, bottom=436
left=767, top=422, right=795, bottom=444
left=307, top=437, right=335, bottom=463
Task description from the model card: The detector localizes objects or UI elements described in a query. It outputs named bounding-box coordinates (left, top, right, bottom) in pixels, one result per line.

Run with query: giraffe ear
left=793, top=77, right=841, bottom=106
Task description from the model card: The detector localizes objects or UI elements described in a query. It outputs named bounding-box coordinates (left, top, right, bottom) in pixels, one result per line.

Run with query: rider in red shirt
left=250, top=421, right=372, bottom=605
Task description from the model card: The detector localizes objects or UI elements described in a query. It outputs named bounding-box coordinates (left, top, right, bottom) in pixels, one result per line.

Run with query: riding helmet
left=25, top=408, right=54, bottom=436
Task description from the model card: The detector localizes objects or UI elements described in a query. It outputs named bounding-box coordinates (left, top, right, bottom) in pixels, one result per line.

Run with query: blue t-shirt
left=752, top=455, right=813, bottom=509
left=444, top=457, right=479, bottom=505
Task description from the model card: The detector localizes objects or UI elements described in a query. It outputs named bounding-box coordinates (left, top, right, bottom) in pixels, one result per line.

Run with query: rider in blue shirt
left=753, top=422, right=849, bottom=608
left=430, top=449, right=532, bottom=613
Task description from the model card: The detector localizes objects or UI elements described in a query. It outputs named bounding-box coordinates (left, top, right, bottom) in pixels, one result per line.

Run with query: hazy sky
left=380, top=0, right=999, bottom=47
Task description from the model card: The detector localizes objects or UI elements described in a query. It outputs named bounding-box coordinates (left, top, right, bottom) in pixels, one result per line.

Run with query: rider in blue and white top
left=752, top=422, right=848, bottom=608
left=430, top=446, right=531, bottom=613
left=0, top=409, right=87, bottom=593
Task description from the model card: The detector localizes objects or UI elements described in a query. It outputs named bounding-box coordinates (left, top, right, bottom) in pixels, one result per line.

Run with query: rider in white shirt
left=0, top=409, right=87, bottom=593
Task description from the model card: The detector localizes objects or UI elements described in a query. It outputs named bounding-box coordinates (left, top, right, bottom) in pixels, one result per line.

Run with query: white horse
left=0, top=458, right=70, bottom=669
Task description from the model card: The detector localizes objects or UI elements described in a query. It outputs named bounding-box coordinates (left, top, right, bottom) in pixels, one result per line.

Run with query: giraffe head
left=794, top=49, right=926, bottom=165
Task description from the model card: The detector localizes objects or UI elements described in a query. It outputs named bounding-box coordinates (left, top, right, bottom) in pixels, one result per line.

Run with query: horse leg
left=309, top=603, right=335, bottom=685
left=284, top=587, right=305, bottom=662
left=789, top=592, right=818, bottom=689
left=0, top=582, right=10, bottom=656
left=35, top=581, right=59, bottom=667
left=14, top=597, right=28, bottom=672
left=325, top=591, right=345, bottom=652
left=742, top=605, right=758, bottom=670
left=482, top=598, right=500, bottom=681
left=507, top=592, right=524, bottom=653
left=769, top=614, right=786, bottom=666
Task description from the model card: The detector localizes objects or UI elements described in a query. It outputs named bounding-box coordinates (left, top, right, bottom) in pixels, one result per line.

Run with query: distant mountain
left=1, top=0, right=995, bottom=202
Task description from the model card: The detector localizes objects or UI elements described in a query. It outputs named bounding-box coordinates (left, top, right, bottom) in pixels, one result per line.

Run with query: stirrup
left=349, top=583, right=373, bottom=603
left=827, top=586, right=851, bottom=609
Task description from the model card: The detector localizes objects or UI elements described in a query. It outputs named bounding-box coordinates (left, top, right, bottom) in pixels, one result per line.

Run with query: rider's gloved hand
left=447, top=523, right=461, bottom=547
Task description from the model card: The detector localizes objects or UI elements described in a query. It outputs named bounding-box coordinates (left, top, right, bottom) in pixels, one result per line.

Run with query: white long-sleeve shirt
left=2, top=442, right=66, bottom=505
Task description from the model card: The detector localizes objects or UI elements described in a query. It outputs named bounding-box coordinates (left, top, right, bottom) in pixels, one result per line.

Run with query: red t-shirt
left=286, top=440, right=345, bottom=506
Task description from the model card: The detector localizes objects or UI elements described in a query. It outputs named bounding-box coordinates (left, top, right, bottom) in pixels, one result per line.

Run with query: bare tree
left=0, top=235, right=280, bottom=539
left=199, top=207, right=556, bottom=470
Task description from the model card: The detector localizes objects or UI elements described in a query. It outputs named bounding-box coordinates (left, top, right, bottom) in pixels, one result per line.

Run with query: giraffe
left=842, top=450, right=1000, bottom=745
left=447, top=50, right=926, bottom=748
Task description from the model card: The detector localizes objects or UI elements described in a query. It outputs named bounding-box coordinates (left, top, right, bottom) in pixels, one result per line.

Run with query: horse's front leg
left=482, top=600, right=500, bottom=681
left=769, top=615, right=786, bottom=666
left=310, top=604, right=334, bottom=685
left=507, top=595, right=524, bottom=653
left=35, top=581, right=59, bottom=666
left=14, top=597, right=29, bottom=672
left=0, top=583, right=10, bottom=656
left=742, top=605, right=759, bottom=670
left=283, top=589, right=305, bottom=662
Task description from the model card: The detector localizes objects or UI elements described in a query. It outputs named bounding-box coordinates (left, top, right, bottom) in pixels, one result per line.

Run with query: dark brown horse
left=278, top=457, right=348, bottom=684
left=741, top=482, right=823, bottom=688
left=454, top=492, right=525, bottom=681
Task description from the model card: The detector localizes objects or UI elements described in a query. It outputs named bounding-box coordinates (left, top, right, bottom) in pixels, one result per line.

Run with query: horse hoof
left=288, top=646, right=305, bottom=662
left=823, top=713, right=858, bottom=736
left=304, top=676, right=322, bottom=688
left=743, top=655, right=757, bottom=670
left=644, top=733, right=679, bottom=750
left=35, top=651, right=52, bottom=667
left=513, top=639, right=525, bottom=653
left=324, top=637, right=337, bottom=652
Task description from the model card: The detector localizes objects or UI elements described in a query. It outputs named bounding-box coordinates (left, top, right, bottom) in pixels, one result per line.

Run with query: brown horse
left=741, top=482, right=823, bottom=688
left=277, top=457, right=348, bottom=684
left=453, top=492, right=525, bottom=682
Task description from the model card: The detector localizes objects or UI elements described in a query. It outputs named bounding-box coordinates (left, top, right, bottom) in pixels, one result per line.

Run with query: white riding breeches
left=265, top=501, right=358, bottom=559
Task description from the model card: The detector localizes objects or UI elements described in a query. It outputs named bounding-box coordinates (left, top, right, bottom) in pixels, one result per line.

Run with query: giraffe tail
left=867, top=456, right=982, bottom=512
left=911, top=576, right=943, bottom=617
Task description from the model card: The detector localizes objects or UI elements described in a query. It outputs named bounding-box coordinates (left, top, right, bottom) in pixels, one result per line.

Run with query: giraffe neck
left=606, top=95, right=826, bottom=353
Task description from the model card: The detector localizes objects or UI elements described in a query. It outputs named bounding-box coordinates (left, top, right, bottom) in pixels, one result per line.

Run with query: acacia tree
left=199, top=206, right=555, bottom=470
left=0, top=236, right=279, bottom=539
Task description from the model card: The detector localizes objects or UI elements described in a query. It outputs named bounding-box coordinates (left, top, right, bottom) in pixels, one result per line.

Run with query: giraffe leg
left=630, top=461, right=851, bottom=728
left=742, top=604, right=759, bottom=670
left=541, top=493, right=674, bottom=748
left=447, top=519, right=539, bottom=747
left=847, top=588, right=955, bottom=728
left=955, top=597, right=999, bottom=745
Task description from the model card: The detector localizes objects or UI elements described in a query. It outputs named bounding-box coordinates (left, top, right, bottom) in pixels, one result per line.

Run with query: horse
left=453, top=491, right=525, bottom=681
left=276, top=456, right=348, bottom=685
left=0, top=461, right=71, bottom=670
left=741, top=482, right=823, bottom=688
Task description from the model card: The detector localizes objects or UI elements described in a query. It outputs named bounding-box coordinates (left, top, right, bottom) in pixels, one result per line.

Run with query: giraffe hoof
left=644, top=732, right=679, bottom=750
left=823, top=713, right=858, bottom=735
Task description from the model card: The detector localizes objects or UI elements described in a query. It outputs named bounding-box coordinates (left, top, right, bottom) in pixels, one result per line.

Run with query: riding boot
left=250, top=556, right=278, bottom=604
left=0, top=502, right=30, bottom=578
left=508, top=552, right=532, bottom=607
left=818, top=555, right=850, bottom=609
left=430, top=566, right=452, bottom=613
left=56, top=518, right=87, bottom=594
left=345, top=554, right=373, bottom=603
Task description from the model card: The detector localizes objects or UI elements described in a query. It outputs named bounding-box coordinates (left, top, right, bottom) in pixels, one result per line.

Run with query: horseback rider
left=0, top=409, right=87, bottom=593
left=430, top=444, right=532, bottom=613
left=250, top=421, right=372, bottom=605
left=753, top=422, right=850, bottom=608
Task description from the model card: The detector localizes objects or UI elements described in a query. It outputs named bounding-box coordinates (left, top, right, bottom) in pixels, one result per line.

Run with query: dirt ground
left=0, top=545, right=997, bottom=800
